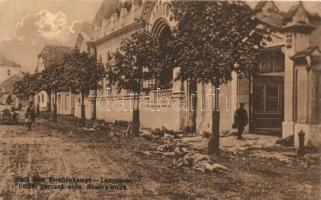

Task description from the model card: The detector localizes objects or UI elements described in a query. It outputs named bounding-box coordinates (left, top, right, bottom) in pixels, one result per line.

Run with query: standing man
left=234, top=103, right=248, bottom=139
left=25, top=101, right=36, bottom=131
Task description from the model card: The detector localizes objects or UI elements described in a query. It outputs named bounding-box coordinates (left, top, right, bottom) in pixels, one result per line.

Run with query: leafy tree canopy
left=39, top=63, right=70, bottom=93
left=64, top=51, right=105, bottom=95
left=13, top=72, right=41, bottom=99
left=168, top=1, right=271, bottom=85
left=106, top=29, right=161, bottom=94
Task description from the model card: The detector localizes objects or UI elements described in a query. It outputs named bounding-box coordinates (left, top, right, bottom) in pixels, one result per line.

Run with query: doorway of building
left=251, top=76, right=284, bottom=135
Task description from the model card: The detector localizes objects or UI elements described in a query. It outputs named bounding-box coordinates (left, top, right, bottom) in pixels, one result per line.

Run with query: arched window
left=165, top=4, right=170, bottom=17
left=157, top=23, right=173, bottom=89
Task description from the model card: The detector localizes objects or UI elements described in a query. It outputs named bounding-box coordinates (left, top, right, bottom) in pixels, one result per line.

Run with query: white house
left=35, top=45, right=75, bottom=115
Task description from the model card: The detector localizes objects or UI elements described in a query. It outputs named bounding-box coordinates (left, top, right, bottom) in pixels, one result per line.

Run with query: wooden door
left=252, top=76, right=284, bottom=135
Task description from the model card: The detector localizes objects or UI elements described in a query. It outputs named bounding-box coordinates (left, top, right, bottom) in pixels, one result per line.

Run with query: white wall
left=0, top=66, right=21, bottom=85
left=35, top=91, right=49, bottom=111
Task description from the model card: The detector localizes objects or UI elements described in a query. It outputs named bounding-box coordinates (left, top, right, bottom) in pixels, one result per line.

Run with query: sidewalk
left=176, top=134, right=318, bottom=164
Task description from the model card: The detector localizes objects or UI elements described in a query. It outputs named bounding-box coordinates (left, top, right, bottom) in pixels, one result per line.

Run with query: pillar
left=283, top=30, right=311, bottom=138
left=308, top=68, right=318, bottom=124
left=230, top=72, right=238, bottom=131
left=282, top=32, right=295, bottom=138
left=172, top=67, right=183, bottom=94
left=171, top=67, right=186, bottom=130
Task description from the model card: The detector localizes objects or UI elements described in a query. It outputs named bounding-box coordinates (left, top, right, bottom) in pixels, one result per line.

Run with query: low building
left=36, top=45, right=75, bottom=115
left=0, top=55, right=22, bottom=110
left=73, top=22, right=96, bottom=120
left=0, top=74, right=25, bottom=109
left=0, top=54, right=21, bottom=86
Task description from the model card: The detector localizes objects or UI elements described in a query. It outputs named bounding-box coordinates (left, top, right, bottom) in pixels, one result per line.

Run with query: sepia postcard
left=0, top=0, right=320, bottom=199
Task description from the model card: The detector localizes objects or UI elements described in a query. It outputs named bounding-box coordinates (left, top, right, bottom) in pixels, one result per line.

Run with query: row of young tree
left=14, top=52, right=105, bottom=125
left=14, top=1, right=271, bottom=155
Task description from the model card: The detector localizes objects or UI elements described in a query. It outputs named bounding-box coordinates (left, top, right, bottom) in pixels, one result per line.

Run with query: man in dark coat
left=234, top=103, right=248, bottom=139
left=25, top=101, right=36, bottom=131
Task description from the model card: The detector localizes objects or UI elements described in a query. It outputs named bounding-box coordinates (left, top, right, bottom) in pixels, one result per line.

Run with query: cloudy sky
left=0, top=0, right=320, bottom=72
left=0, top=0, right=103, bottom=72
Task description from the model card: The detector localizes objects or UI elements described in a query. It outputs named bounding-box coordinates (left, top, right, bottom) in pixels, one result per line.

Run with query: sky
left=0, top=0, right=320, bottom=72
left=0, top=0, right=103, bottom=72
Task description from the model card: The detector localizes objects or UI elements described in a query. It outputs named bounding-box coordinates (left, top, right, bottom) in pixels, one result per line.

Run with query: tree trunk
left=92, top=91, right=97, bottom=120
left=131, top=93, right=140, bottom=137
left=186, top=80, right=197, bottom=133
left=36, top=94, right=40, bottom=118
left=53, top=91, right=57, bottom=122
left=47, top=90, right=51, bottom=112
left=207, top=83, right=220, bottom=155
left=80, top=92, right=86, bottom=127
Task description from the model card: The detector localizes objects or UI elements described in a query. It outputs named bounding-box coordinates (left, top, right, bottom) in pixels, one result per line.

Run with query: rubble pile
left=92, top=121, right=112, bottom=133
left=173, top=151, right=228, bottom=172
left=150, top=139, right=228, bottom=173
left=135, top=129, right=228, bottom=173
left=303, top=153, right=320, bottom=168
left=113, top=120, right=129, bottom=128
left=140, top=127, right=184, bottom=140
left=276, top=135, right=294, bottom=147
left=82, top=120, right=130, bottom=136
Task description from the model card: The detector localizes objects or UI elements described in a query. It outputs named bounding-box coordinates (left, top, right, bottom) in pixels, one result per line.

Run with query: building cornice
left=94, top=22, right=144, bottom=46
left=259, top=45, right=284, bottom=53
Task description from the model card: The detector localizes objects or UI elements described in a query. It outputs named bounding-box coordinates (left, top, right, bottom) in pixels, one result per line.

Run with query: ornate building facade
left=73, top=0, right=321, bottom=147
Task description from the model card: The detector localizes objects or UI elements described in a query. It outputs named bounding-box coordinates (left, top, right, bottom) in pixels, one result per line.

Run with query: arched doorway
left=152, top=18, right=173, bottom=89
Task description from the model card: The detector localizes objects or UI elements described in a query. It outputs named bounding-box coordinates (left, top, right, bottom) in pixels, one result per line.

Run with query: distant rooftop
left=38, top=45, right=73, bottom=67
left=255, top=1, right=321, bottom=29
left=0, top=74, right=22, bottom=93
left=0, top=54, right=20, bottom=67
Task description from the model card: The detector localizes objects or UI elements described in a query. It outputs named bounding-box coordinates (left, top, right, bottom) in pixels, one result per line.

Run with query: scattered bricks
left=202, top=131, right=212, bottom=139
left=155, top=138, right=228, bottom=173
left=82, top=127, right=95, bottom=132
left=174, top=147, right=182, bottom=156
left=164, top=133, right=175, bottom=138
left=156, top=144, right=167, bottom=152
left=304, top=153, right=320, bottom=167
left=93, top=123, right=112, bottom=134
left=193, top=161, right=228, bottom=173
left=140, top=129, right=158, bottom=140
left=162, top=152, right=176, bottom=157
left=276, top=135, right=294, bottom=147
left=152, top=128, right=164, bottom=137
left=113, top=120, right=129, bottom=128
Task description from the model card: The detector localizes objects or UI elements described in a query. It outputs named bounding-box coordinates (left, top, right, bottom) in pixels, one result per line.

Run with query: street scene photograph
left=0, top=0, right=320, bottom=199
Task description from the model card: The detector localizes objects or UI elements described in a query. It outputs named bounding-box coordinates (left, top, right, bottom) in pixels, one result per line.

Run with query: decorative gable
left=284, top=2, right=320, bottom=30
left=255, top=1, right=285, bottom=29
left=255, top=1, right=279, bottom=14
left=261, top=1, right=279, bottom=15
left=292, top=5, right=310, bottom=25
left=311, top=47, right=321, bottom=57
